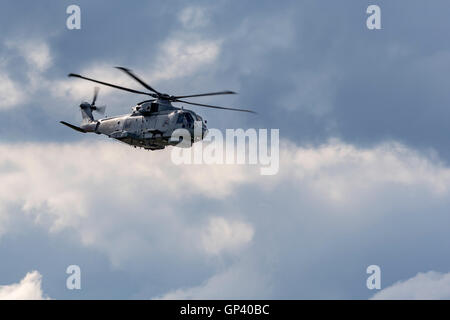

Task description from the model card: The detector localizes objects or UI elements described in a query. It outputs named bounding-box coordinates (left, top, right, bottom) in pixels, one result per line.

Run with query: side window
left=177, top=114, right=184, bottom=124
left=150, top=102, right=159, bottom=113
left=185, top=113, right=194, bottom=125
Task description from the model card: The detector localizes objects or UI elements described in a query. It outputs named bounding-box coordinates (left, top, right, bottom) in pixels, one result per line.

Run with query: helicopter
left=60, top=67, right=255, bottom=150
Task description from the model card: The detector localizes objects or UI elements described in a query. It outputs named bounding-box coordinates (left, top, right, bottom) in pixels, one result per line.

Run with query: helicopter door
left=148, top=115, right=157, bottom=128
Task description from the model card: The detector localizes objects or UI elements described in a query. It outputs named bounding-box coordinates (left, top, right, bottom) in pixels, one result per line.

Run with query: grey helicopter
left=60, top=67, right=255, bottom=150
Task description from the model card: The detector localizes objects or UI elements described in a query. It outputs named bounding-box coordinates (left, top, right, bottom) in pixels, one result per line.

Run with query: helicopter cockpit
left=177, top=112, right=195, bottom=128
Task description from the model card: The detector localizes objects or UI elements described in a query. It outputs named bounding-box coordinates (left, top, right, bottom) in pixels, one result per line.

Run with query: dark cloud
left=1, top=0, right=450, bottom=299
left=3, top=1, right=450, bottom=156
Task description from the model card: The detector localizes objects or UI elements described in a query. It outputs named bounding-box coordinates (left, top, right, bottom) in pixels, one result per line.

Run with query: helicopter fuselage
left=82, top=100, right=207, bottom=150
left=61, top=66, right=254, bottom=148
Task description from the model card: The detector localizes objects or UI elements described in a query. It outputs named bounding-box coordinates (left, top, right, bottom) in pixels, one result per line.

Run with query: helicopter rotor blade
left=173, top=91, right=236, bottom=99
left=69, top=68, right=257, bottom=115
left=174, top=99, right=256, bottom=114
left=115, top=67, right=161, bottom=96
left=68, top=73, right=156, bottom=97
left=137, top=99, right=157, bottom=105
left=91, top=87, right=99, bottom=105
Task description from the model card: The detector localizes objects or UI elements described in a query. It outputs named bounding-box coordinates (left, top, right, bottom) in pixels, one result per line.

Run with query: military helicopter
left=60, top=67, right=255, bottom=150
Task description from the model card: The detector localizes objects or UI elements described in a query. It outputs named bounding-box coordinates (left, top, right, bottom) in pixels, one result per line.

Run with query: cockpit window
left=185, top=113, right=194, bottom=124
left=176, top=113, right=195, bottom=127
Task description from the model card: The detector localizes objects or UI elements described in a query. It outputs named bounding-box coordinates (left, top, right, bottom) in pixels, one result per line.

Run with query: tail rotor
left=89, top=87, right=106, bottom=115
left=61, top=87, right=107, bottom=133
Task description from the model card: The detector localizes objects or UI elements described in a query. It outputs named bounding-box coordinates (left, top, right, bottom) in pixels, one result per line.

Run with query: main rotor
left=68, top=67, right=256, bottom=114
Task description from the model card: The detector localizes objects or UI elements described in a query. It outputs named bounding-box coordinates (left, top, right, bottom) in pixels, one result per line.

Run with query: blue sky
left=1, top=0, right=450, bottom=299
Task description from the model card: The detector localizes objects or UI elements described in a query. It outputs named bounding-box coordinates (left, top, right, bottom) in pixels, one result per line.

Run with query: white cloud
left=5, top=39, right=52, bottom=72
left=0, top=139, right=448, bottom=261
left=0, top=271, right=49, bottom=300
left=372, top=271, right=450, bottom=300
left=0, top=38, right=53, bottom=109
left=0, top=70, right=25, bottom=109
left=51, top=37, right=220, bottom=111
left=1, top=139, right=450, bottom=297
left=280, top=140, right=450, bottom=205
left=0, top=24, right=221, bottom=115
left=151, top=37, right=220, bottom=82
left=201, top=217, right=254, bottom=255
left=51, top=63, right=136, bottom=103
left=0, top=141, right=257, bottom=266
left=50, top=35, right=220, bottom=107
left=155, top=262, right=271, bottom=299
left=179, top=6, right=210, bottom=29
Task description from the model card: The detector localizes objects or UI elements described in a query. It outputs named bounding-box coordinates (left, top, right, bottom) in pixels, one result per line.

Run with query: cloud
left=0, top=38, right=53, bottom=109
left=0, top=140, right=259, bottom=266
left=282, top=140, right=450, bottom=203
left=1, top=0, right=450, bottom=299
left=50, top=36, right=220, bottom=107
left=5, top=40, right=52, bottom=72
left=51, top=63, right=136, bottom=103
left=1, top=29, right=219, bottom=114
left=151, top=37, right=221, bottom=82
left=155, top=261, right=271, bottom=299
left=1, top=138, right=450, bottom=299
left=372, top=271, right=450, bottom=300
left=2, top=139, right=448, bottom=256
left=0, top=271, right=49, bottom=300
left=0, top=139, right=449, bottom=256
left=201, top=217, right=254, bottom=255
left=178, top=6, right=210, bottom=29
left=0, top=70, right=24, bottom=109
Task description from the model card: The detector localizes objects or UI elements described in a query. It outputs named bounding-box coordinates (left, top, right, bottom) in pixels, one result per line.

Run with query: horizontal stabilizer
left=60, top=121, right=86, bottom=133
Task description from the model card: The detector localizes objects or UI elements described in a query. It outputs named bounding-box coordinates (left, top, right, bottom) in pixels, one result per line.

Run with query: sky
left=1, top=0, right=450, bottom=299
